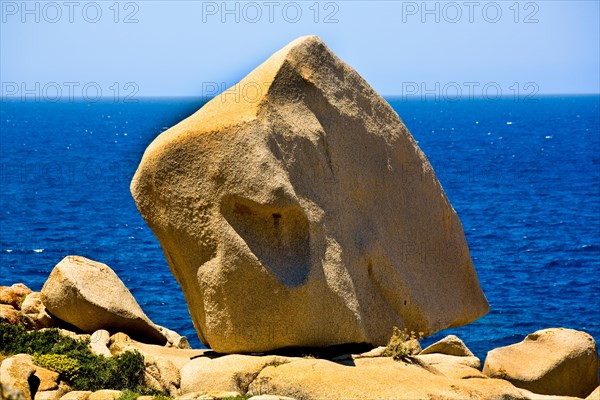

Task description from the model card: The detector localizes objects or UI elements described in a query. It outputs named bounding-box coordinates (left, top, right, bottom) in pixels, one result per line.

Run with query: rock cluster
left=2, top=270, right=599, bottom=399
left=174, top=330, right=598, bottom=399
left=1, top=284, right=54, bottom=330
left=1, top=257, right=191, bottom=399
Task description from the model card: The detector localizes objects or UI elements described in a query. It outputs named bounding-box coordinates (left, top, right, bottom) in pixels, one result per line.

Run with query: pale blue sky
left=1, top=0, right=599, bottom=97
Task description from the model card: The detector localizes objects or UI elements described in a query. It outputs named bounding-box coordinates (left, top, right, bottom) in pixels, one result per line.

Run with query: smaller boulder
left=0, top=284, right=32, bottom=309
left=41, top=382, right=71, bottom=400
left=155, top=357, right=181, bottom=395
left=0, top=354, right=37, bottom=400
left=0, top=354, right=60, bottom=395
left=143, top=356, right=180, bottom=397
left=21, top=293, right=55, bottom=330
left=171, top=336, right=191, bottom=350
left=34, top=366, right=60, bottom=392
left=34, top=382, right=70, bottom=400
left=157, top=325, right=192, bottom=349
left=89, top=330, right=111, bottom=358
left=59, top=391, right=92, bottom=400
left=34, top=391, right=64, bottom=400
left=483, top=328, right=599, bottom=397
left=41, top=256, right=166, bottom=344
left=415, top=354, right=483, bottom=379
left=87, top=390, right=121, bottom=400
left=109, top=332, right=131, bottom=344
left=0, top=304, right=22, bottom=326
left=420, top=335, right=474, bottom=357
left=107, top=332, right=139, bottom=356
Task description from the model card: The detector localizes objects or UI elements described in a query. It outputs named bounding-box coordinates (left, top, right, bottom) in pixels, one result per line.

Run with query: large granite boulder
left=41, top=256, right=166, bottom=344
left=131, top=35, right=489, bottom=353
left=483, top=328, right=599, bottom=397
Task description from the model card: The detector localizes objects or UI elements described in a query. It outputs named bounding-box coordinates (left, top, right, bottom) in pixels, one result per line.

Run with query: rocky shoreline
left=1, top=256, right=599, bottom=400
left=2, top=36, right=599, bottom=400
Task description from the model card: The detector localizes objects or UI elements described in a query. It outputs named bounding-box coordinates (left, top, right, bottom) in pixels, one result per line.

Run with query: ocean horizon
left=1, top=95, right=598, bottom=360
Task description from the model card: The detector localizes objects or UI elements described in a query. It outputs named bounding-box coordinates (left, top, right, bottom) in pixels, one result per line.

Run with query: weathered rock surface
left=143, top=355, right=181, bottom=396
left=180, top=355, right=294, bottom=395
left=35, top=389, right=66, bottom=400
left=107, top=334, right=206, bottom=369
left=244, top=357, right=543, bottom=399
left=420, top=334, right=475, bottom=356
left=33, top=366, right=60, bottom=392
left=157, top=325, right=192, bottom=349
left=89, top=330, right=112, bottom=358
left=131, top=35, right=489, bottom=353
left=0, top=284, right=32, bottom=309
left=483, top=328, right=599, bottom=397
left=0, top=304, right=21, bottom=326
left=0, top=354, right=37, bottom=400
left=41, top=256, right=166, bottom=344
left=86, top=390, right=121, bottom=400
left=175, top=345, right=592, bottom=400
left=59, top=391, right=91, bottom=400
left=414, top=353, right=483, bottom=379
left=0, top=353, right=60, bottom=399
left=21, top=293, right=55, bottom=330
left=177, top=392, right=244, bottom=400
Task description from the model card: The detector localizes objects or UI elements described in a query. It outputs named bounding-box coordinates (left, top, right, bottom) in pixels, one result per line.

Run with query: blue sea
left=1, top=96, right=599, bottom=360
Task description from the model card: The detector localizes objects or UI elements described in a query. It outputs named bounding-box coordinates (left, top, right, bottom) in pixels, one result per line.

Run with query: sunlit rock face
left=131, top=36, right=489, bottom=353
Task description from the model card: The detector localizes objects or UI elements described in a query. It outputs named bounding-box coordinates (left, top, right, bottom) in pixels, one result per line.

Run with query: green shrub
left=115, top=388, right=171, bottom=400
left=0, top=322, right=162, bottom=394
left=116, top=390, right=139, bottom=400
left=69, top=349, right=146, bottom=392
left=150, top=395, right=173, bottom=400
left=383, top=327, right=424, bottom=361
left=0, top=323, right=89, bottom=356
